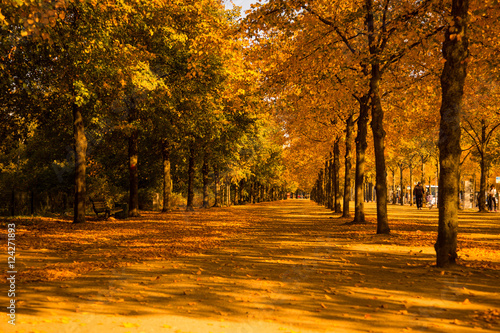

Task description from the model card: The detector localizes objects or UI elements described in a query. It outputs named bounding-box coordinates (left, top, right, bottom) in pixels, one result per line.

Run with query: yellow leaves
left=472, top=309, right=500, bottom=325
left=122, top=322, right=139, bottom=328
left=449, top=33, right=464, bottom=42
left=0, top=9, right=6, bottom=25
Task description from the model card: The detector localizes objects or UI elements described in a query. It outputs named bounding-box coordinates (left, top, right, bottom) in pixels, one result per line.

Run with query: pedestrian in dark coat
left=413, top=182, right=424, bottom=209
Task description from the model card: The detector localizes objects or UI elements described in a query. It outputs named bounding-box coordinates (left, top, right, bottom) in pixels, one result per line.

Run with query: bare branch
left=303, top=6, right=359, bottom=55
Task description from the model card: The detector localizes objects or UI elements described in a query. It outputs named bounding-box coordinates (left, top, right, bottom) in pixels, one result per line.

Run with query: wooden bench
left=90, top=198, right=123, bottom=219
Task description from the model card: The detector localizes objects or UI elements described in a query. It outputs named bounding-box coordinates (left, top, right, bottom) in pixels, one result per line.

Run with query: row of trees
left=243, top=0, right=500, bottom=267
left=0, top=1, right=294, bottom=221
left=2, top=0, right=499, bottom=268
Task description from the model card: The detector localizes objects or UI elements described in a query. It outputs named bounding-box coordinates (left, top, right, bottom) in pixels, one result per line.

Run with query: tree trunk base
left=376, top=228, right=391, bottom=235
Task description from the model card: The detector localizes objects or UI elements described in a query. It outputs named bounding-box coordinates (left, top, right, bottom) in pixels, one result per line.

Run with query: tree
left=246, top=0, right=446, bottom=233
left=435, top=0, right=470, bottom=268
left=462, top=111, right=500, bottom=212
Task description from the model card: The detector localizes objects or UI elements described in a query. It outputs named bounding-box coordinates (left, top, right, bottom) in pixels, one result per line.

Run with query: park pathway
left=3, top=199, right=500, bottom=333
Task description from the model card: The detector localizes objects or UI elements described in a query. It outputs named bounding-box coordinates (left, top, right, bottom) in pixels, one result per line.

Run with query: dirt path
left=2, top=200, right=500, bottom=333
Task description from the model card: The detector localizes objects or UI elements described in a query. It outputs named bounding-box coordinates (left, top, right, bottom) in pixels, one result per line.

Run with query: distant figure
left=488, top=185, right=497, bottom=212
left=413, top=182, right=424, bottom=209
left=426, top=192, right=436, bottom=209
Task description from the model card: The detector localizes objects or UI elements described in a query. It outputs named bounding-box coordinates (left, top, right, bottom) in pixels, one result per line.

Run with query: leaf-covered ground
left=1, top=200, right=499, bottom=333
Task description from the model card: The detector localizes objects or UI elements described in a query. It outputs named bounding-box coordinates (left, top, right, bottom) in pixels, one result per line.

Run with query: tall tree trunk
left=221, top=180, right=226, bottom=206
left=73, top=102, right=87, bottom=223
left=366, top=0, right=390, bottom=234
left=435, top=0, right=469, bottom=268
left=328, top=153, right=333, bottom=209
left=318, top=169, right=324, bottom=206
left=326, top=157, right=332, bottom=209
left=128, top=98, right=140, bottom=217
left=233, top=183, right=238, bottom=205
left=186, top=145, right=195, bottom=211
left=343, top=113, right=354, bottom=218
left=354, top=95, right=369, bottom=222
left=202, top=153, right=209, bottom=208
left=255, top=181, right=260, bottom=203
left=250, top=177, right=255, bottom=204
left=333, top=139, right=342, bottom=213
left=478, top=121, right=488, bottom=212
left=391, top=169, right=396, bottom=204
left=478, top=151, right=487, bottom=212
left=409, top=162, right=414, bottom=206
left=421, top=156, right=426, bottom=189
left=239, top=179, right=245, bottom=204
left=369, top=68, right=390, bottom=234
left=213, top=167, right=220, bottom=207
left=399, top=163, right=404, bottom=206
left=161, top=140, right=172, bottom=213
left=436, top=161, right=439, bottom=189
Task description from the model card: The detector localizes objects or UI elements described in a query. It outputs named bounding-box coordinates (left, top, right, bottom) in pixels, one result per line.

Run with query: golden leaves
left=6, top=210, right=243, bottom=283
left=0, top=9, right=6, bottom=25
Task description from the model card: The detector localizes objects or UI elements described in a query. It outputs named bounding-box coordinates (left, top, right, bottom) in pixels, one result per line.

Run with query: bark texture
left=366, top=0, right=390, bottom=234
left=354, top=95, right=369, bottom=223
left=333, top=139, right=342, bottom=213
left=343, top=114, right=354, bottom=218
left=435, top=0, right=469, bottom=267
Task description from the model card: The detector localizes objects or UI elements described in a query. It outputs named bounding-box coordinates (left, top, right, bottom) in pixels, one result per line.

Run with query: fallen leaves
left=1, top=201, right=499, bottom=333
left=0, top=210, right=245, bottom=283
left=472, top=309, right=500, bottom=326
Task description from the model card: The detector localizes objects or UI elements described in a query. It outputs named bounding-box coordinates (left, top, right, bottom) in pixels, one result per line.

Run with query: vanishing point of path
left=2, top=199, right=500, bottom=333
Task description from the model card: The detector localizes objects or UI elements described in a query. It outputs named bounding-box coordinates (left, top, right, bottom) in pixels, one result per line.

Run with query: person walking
left=413, top=182, right=425, bottom=210
left=488, top=185, right=497, bottom=212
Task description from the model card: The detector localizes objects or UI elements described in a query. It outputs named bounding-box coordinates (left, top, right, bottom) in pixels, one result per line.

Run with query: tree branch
left=303, top=6, right=359, bottom=56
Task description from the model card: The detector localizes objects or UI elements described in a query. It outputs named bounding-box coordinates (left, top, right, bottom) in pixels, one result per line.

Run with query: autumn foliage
left=2, top=4, right=500, bottom=329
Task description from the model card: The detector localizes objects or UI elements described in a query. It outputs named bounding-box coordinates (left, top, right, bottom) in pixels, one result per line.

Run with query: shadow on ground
left=1, top=200, right=499, bottom=333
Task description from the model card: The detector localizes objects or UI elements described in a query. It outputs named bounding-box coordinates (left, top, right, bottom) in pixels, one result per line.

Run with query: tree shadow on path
left=2, top=200, right=500, bottom=333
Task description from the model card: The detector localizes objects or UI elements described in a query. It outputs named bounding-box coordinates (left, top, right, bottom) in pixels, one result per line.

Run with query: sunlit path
left=2, top=199, right=499, bottom=333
